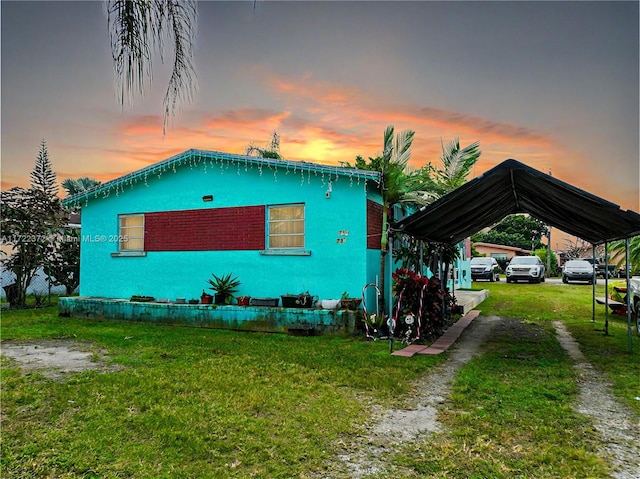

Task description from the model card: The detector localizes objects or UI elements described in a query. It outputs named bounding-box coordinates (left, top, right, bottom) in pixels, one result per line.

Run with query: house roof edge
left=62, top=149, right=381, bottom=206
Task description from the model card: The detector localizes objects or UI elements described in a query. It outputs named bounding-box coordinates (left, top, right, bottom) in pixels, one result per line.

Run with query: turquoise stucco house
left=61, top=149, right=471, bottom=332
left=63, top=149, right=386, bottom=308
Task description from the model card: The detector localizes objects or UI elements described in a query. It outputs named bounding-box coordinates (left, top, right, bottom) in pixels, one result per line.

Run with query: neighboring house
left=63, top=150, right=385, bottom=306
left=473, top=242, right=532, bottom=261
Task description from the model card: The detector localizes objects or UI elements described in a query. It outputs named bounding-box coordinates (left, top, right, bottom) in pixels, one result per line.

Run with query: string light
left=62, top=149, right=380, bottom=207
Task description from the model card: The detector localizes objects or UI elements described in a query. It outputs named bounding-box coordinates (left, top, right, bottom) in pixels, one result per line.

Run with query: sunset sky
left=2, top=1, right=639, bottom=242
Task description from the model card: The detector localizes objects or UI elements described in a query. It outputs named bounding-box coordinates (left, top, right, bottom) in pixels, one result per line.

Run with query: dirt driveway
left=331, top=315, right=640, bottom=479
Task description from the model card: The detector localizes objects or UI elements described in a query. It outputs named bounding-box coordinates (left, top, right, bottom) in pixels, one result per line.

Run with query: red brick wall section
left=144, top=206, right=266, bottom=251
left=367, top=200, right=383, bottom=249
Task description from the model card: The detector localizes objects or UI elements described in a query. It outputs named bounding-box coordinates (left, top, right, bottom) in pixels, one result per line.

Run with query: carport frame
left=391, top=159, right=640, bottom=351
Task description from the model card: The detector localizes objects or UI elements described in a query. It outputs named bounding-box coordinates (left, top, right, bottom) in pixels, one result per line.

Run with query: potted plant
left=340, top=291, right=362, bottom=310
left=207, top=273, right=241, bottom=305
left=281, top=292, right=316, bottom=308
left=236, top=295, right=251, bottom=306
left=201, top=289, right=213, bottom=304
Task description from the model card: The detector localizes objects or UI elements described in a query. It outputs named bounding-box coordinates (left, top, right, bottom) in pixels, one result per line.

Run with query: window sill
left=260, top=249, right=311, bottom=256
left=111, top=251, right=147, bottom=258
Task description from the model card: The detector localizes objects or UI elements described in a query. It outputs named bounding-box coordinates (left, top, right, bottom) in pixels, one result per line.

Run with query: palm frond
left=161, top=0, right=198, bottom=134
left=437, top=138, right=481, bottom=191
left=392, top=129, right=415, bottom=168
left=106, top=0, right=197, bottom=134
left=608, top=236, right=640, bottom=273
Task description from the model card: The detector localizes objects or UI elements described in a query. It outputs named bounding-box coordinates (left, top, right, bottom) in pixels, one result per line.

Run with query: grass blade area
left=2, top=281, right=638, bottom=478
left=478, top=281, right=640, bottom=413
left=396, top=319, right=608, bottom=478
left=1, top=308, right=441, bottom=478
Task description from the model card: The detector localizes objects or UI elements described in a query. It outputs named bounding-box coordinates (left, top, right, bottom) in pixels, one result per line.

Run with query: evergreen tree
left=30, top=139, right=58, bottom=197
left=2, top=140, right=69, bottom=306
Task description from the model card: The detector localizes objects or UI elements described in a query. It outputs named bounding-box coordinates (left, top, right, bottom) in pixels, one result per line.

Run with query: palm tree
left=396, top=138, right=481, bottom=281
left=346, top=130, right=481, bottom=312
left=106, top=0, right=197, bottom=134
left=378, top=126, right=415, bottom=312
left=425, top=138, right=481, bottom=281
left=434, top=138, right=481, bottom=194
left=62, top=177, right=101, bottom=197
left=607, top=236, right=640, bottom=275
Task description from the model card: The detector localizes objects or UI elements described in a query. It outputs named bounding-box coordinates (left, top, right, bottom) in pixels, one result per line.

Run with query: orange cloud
left=87, top=69, right=635, bottom=218
left=264, top=71, right=359, bottom=108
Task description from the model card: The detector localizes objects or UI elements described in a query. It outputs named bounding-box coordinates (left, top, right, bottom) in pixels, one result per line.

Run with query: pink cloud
left=94, top=70, right=635, bottom=215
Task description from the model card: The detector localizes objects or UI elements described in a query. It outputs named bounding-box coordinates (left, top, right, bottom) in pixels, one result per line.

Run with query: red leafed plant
left=392, top=268, right=448, bottom=338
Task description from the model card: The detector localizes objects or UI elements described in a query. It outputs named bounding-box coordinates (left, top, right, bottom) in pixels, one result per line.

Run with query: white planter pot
left=321, top=299, right=341, bottom=310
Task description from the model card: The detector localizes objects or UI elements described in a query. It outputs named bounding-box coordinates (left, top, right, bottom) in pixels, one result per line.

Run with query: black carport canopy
left=392, top=159, right=640, bottom=245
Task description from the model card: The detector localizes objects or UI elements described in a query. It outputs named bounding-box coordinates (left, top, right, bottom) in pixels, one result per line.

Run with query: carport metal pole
left=603, top=243, right=609, bottom=336
left=625, top=239, right=633, bottom=353
left=592, top=255, right=596, bottom=323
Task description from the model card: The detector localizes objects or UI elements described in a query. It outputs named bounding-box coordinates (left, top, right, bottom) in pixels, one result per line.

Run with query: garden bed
left=58, top=296, right=358, bottom=334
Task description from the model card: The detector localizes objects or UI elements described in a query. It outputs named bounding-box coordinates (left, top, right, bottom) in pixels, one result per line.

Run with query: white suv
left=506, top=256, right=546, bottom=283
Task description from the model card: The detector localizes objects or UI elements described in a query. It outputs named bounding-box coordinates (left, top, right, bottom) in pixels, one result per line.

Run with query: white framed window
left=119, top=214, right=144, bottom=251
left=267, top=204, right=304, bottom=249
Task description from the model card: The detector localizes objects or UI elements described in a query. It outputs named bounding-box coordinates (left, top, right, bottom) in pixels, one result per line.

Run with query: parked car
left=470, top=257, right=500, bottom=282
left=579, top=257, right=615, bottom=278
left=562, top=259, right=595, bottom=284
left=505, top=256, right=546, bottom=283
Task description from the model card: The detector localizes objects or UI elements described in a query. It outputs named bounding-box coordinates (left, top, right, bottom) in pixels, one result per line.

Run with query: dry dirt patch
left=1, top=340, right=120, bottom=379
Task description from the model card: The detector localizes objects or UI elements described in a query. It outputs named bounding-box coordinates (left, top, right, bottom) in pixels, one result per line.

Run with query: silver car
left=505, top=256, right=546, bottom=283
left=562, top=259, right=596, bottom=284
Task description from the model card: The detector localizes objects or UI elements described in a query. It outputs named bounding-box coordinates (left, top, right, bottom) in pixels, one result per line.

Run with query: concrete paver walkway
left=392, top=310, right=480, bottom=357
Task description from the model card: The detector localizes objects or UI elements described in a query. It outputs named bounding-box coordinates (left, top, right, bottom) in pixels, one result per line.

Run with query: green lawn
left=1, top=283, right=638, bottom=478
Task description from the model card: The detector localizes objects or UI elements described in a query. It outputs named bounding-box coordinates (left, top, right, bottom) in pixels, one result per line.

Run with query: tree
left=45, top=228, right=80, bottom=296
left=1, top=188, right=66, bottom=306
left=342, top=126, right=415, bottom=312
left=607, top=236, right=640, bottom=275
left=472, top=214, right=547, bottom=250
left=348, top=133, right=483, bottom=302
left=246, top=131, right=284, bottom=159
left=106, top=0, right=198, bottom=134
left=62, top=177, right=101, bottom=197
left=1, top=142, right=67, bottom=306
left=346, top=131, right=482, bottom=312
left=30, top=139, right=58, bottom=197
left=433, top=138, right=481, bottom=194
left=423, top=138, right=482, bottom=280
left=399, top=138, right=482, bottom=281
left=535, top=247, right=559, bottom=276
left=377, top=126, right=415, bottom=310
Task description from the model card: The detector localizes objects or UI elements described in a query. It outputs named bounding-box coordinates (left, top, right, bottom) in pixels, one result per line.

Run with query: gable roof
left=62, top=149, right=381, bottom=207
left=392, top=159, right=640, bottom=245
